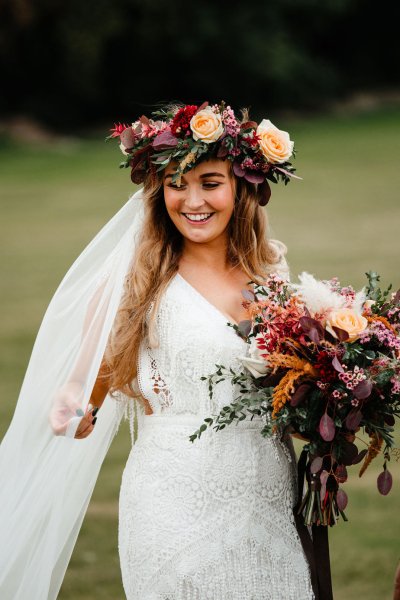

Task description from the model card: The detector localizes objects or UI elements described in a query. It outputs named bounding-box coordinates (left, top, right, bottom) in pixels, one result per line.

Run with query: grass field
left=1, top=107, right=399, bottom=599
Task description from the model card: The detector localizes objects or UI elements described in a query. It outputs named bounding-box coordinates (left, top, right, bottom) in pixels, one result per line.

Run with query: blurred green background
left=1, top=0, right=400, bottom=598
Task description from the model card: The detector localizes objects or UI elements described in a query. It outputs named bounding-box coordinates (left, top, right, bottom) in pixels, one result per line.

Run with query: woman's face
left=163, top=159, right=236, bottom=245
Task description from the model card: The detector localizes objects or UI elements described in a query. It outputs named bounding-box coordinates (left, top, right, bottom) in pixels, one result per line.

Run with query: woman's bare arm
left=74, top=359, right=111, bottom=439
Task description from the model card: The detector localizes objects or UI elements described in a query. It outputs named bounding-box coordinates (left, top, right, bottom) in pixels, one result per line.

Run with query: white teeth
left=184, top=213, right=213, bottom=222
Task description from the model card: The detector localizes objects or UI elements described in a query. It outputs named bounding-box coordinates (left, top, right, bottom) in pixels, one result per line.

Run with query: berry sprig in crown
left=108, top=101, right=299, bottom=206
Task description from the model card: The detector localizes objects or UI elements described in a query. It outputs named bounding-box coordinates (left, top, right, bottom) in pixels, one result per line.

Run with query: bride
left=0, top=102, right=316, bottom=599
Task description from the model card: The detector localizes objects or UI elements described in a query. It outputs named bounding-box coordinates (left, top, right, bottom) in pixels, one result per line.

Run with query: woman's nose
left=184, top=186, right=206, bottom=210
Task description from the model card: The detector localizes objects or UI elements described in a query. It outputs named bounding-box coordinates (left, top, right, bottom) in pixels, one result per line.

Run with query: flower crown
left=108, top=101, right=299, bottom=206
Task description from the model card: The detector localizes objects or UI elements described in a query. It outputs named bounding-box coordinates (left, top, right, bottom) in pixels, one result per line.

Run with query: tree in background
left=0, top=0, right=398, bottom=130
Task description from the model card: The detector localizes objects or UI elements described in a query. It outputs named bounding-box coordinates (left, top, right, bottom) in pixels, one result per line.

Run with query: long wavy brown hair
left=104, top=162, right=283, bottom=399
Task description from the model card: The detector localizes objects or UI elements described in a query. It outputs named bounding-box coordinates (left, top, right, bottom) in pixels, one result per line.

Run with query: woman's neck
left=180, top=236, right=231, bottom=273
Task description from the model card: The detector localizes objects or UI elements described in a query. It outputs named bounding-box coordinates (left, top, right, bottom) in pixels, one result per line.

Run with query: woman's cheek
left=210, top=186, right=235, bottom=212
left=163, top=188, right=182, bottom=212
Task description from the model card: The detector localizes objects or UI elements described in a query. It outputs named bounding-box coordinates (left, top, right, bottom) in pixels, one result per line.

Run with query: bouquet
left=190, top=271, right=400, bottom=526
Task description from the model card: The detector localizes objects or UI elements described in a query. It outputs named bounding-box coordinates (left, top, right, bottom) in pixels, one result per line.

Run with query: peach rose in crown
left=256, top=119, right=294, bottom=164
left=325, top=308, right=369, bottom=342
left=190, top=107, right=224, bottom=144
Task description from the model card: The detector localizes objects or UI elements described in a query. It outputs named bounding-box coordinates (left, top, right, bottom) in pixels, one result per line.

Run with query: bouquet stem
left=297, top=456, right=348, bottom=527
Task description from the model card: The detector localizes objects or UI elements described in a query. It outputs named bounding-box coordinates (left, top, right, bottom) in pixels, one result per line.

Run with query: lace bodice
left=118, top=245, right=314, bottom=600
left=137, top=272, right=249, bottom=418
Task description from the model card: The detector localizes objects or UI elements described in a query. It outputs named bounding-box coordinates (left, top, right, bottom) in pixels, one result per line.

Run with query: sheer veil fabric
left=0, top=189, right=145, bottom=599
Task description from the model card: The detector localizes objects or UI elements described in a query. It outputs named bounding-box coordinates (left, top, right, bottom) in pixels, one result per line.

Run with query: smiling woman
left=164, top=162, right=234, bottom=235
left=0, top=102, right=314, bottom=600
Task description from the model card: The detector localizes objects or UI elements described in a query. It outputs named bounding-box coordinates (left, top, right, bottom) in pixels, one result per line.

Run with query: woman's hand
left=49, top=381, right=98, bottom=438
left=74, top=406, right=99, bottom=439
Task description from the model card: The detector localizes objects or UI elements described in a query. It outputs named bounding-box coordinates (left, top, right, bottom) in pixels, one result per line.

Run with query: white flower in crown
left=190, top=106, right=224, bottom=144
left=256, top=119, right=294, bottom=164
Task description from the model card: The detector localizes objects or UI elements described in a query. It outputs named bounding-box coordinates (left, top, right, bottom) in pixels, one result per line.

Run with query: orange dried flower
left=359, top=432, right=383, bottom=477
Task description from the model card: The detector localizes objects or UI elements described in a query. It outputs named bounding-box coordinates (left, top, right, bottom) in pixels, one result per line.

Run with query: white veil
left=0, top=188, right=145, bottom=599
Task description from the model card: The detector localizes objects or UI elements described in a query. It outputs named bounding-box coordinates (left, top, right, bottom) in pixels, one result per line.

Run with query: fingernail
left=92, top=416, right=97, bottom=425
left=92, top=407, right=99, bottom=416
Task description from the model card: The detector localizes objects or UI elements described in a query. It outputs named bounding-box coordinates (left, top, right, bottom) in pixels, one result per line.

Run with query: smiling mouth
left=182, top=212, right=215, bottom=223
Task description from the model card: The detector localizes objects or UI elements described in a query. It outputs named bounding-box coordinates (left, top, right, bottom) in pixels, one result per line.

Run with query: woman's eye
left=202, top=182, right=220, bottom=189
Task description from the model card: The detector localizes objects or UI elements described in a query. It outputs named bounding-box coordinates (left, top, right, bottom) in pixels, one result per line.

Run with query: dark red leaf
left=332, top=355, right=345, bottom=373
left=152, top=130, right=179, bottom=151
left=299, top=316, right=316, bottom=329
left=340, top=440, right=359, bottom=465
left=242, top=289, right=256, bottom=302
left=217, top=144, right=229, bottom=158
left=244, top=171, right=264, bottom=184
left=310, top=456, right=323, bottom=474
left=233, top=162, right=245, bottom=177
left=352, top=448, right=368, bottom=465
left=377, top=469, right=393, bottom=495
left=299, top=316, right=325, bottom=343
left=237, top=320, right=252, bottom=338
left=130, top=145, right=153, bottom=184
left=353, top=379, right=373, bottom=400
left=195, top=101, right=209, bottom=113
left=336, top=488, right=348, bottom=511
left=260, top=369, right=286, bottom=387
left=332, top=326, right=349, bottom=341
left=257, top=180, right=271, bottom=206
left=120, top=127, right=136, bottom=149
left=335, top=464, right=348, bottom=483
left=319, top=413, right=336, bottom=441
left=310, top=328, right=323, bottom=343
left=290, top=383, right=313, bottom=407
left=384, top=414, right=395, bottom=426
left=320, top=470, right=329, bottom=500
left=345, top=409, right=363, bottom=430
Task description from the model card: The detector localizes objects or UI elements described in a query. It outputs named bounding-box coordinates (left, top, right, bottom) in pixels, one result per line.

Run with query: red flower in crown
left=110, top=123, right=129, bottom=138
left=170, top=105, right=198, bottom=137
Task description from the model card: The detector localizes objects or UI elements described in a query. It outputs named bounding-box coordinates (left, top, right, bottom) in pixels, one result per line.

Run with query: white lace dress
left=118, top=270, right=315, bottom=600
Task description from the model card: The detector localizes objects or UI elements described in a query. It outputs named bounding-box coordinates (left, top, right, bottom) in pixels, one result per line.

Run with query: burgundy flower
left=242, top=129, right=261, bottom=148
left=171, top=105, right=198, bottom=137
left=315, top=350, right=337, bottom=383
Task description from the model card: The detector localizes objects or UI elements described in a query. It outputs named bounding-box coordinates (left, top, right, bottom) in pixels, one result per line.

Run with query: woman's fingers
left=74, top=408, right=97, bottom=439
left=75, top=424, right=94, bottom=439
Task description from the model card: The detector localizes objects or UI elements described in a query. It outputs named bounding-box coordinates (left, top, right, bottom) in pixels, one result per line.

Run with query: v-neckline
left=175, top=272, right=250, bottom=327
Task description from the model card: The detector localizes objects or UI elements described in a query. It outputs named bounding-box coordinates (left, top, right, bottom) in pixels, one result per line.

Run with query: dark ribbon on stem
left=293, top=449, right=333, bottom=600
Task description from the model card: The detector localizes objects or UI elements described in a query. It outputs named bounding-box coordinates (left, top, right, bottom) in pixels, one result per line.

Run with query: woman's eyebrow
left=199, top=172, right=225, bottom=178
left=164, top=172, right=226, bottom=181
